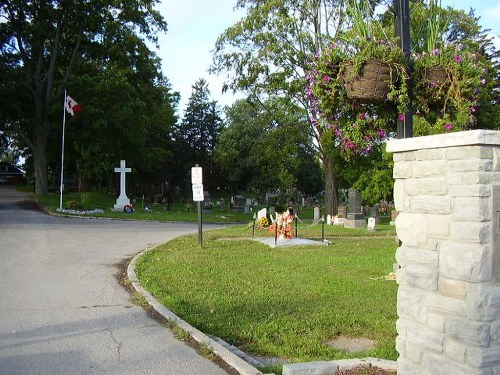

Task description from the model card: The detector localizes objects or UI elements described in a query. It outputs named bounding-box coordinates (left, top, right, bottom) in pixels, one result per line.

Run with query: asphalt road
left=0, top=185, right=229, bottom=375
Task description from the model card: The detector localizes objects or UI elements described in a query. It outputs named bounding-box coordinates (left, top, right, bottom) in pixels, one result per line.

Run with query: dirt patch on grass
left=326, top=336, right=377, bottom=353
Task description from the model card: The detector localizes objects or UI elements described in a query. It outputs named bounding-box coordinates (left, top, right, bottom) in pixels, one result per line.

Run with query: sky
left=154, top=1, right=500, bottom=117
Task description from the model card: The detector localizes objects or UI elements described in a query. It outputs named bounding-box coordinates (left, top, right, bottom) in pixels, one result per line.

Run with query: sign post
left=191, top=165, right=204, bottom=247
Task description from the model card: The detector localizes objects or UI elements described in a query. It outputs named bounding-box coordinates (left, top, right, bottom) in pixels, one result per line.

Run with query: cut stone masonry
left=387, top=130, right=500, bottom=375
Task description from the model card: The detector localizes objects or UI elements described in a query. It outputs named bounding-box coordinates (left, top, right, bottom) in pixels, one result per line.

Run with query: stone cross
left=113, top=160, right=131, bottom=210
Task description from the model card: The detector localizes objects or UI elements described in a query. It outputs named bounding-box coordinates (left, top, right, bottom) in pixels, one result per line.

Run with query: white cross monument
left=113, top=160, right=131, bottom=211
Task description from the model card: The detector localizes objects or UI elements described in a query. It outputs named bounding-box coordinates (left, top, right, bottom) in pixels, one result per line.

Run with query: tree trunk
left=323, top=153, right=338, bottom=217
left=33, top=140, right=48, bottom=195
left=32, top=101, right=49, bottom=196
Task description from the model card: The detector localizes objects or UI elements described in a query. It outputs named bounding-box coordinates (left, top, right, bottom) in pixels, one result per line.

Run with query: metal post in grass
left=294, top=214, right=298, bottom=238
left=274, top=220, right=278, bottom=245
left=191, top=164, right=204, bottom=248
left=252, top=213, right=256, bottom=238
left=321, top=215, right=325, bottom=242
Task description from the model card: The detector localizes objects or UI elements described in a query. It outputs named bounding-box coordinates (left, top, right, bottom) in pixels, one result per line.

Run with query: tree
left=172, top=78, right=223, bottom=190
left=211, top=0, right=362, bottom=216
left=214, top=97, right=322, bottom=194
left=0, top=0, right=167, bottom=194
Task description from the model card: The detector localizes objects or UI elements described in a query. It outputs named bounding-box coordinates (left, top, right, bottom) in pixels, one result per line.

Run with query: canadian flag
left=65, top=94, right=82, bottom=116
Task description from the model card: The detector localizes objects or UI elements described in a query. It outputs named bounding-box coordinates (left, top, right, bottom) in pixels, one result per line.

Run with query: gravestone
left=244, top=198, right=252, bottom=213
left=232, top=195, right=245, bottom=211
left=313, top=206, right=321, bottom=223
left=390, top=209, right=399, bottom=226
left=269, top=206, right=276, bottom=218
left=367, top=217, right=376, bottom=231
left=113, top=160, right=131, bottom=211
left=257, top=208, right=267, bottom=219
left=204, top=191, right=210, bottom=202
left=370, top=204, right=380, bottom=223
left=345, top=188, right=365, bottom=228
left=337, top=205, right=347, bottom=218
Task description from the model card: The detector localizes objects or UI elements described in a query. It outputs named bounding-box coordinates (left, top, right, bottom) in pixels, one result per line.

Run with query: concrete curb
left=127, top=245, right=271, bottom=375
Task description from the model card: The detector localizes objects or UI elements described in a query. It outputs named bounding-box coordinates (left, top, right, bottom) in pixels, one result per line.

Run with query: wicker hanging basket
left=343, top=58, right=395, bottom=101
left=424, top=65, right=448, bottom=83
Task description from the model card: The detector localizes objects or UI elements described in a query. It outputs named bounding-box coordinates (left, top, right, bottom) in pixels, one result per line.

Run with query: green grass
left=35, top=191, right=252, bottom=223
left=33, top=190, right=398, bottom=372
left=135, top=227, right=398, bottom=370
left=34, top=191, right=398, bottom=235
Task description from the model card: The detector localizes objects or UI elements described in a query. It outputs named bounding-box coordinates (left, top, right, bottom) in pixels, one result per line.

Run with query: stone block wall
left=386, top=130, right=500, bottom=375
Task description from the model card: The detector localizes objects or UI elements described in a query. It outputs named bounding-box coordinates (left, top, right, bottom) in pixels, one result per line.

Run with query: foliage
left=211, top=0, right=354, bottom=216
left=0, top=0, right=168, bottom=194
left=412, top=44, right=491, bottom=133
left=214, top=97, right=322, bottom=194
left=306, top=0, right=499, bottom=157
left=171, top=78, right=223, bottom=190
left=306, top=40, right=405, bottom=157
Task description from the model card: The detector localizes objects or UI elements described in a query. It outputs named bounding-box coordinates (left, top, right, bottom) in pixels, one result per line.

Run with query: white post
left=113, top=160, right=131, bottom=210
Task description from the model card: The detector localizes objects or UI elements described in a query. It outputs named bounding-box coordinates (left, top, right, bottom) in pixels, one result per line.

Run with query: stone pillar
left=386, top=130, right=500, bottom=375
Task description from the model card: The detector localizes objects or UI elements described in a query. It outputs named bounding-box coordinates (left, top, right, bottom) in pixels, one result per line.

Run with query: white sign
left=191, top=167, right=203, bottom=185
left=192, top=184, right=204, bottom=201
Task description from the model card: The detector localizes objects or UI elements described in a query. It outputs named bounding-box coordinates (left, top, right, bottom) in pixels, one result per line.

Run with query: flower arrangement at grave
left=411, top=1, right=491, bottom=134
left=305, top=0, right=409, bottom=158
left=257, top=216, right=269, bottom=228
left=267, top=209, right=294, bottom=239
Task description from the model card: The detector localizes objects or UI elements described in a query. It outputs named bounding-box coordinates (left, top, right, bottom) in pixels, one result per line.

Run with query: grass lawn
left=135, top=227, right=398, bottom=374
left=33, top=189, right=399, bottom=373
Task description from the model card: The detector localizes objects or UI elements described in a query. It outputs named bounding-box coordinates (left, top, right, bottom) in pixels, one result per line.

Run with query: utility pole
left=394, top=0, right=413, bottom=139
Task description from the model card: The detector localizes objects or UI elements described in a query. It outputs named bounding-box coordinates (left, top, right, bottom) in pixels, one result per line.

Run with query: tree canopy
left=0, top=0, right=171, bottom=194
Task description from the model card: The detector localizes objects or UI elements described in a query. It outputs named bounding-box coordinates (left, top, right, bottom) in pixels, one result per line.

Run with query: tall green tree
left=0, top=0, right=167, bottom=194
left=211, top=0, right=360, bottom=216
left=214, top=97, right=322, bottom=194
left=172, top=78, right=223, bottom=190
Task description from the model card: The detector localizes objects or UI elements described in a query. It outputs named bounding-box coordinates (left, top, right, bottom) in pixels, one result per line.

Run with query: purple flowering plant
left=305, top=41, right=404, bottom=158
left=412, top=43, right=489, bottom=133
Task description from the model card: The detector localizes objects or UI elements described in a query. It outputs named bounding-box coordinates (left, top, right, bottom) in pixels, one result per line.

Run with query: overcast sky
left=154, top=1, right=500, bottom=117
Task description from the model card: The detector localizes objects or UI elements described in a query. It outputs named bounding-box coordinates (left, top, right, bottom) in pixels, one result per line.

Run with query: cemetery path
left=0, top=185, right=230, bottom=375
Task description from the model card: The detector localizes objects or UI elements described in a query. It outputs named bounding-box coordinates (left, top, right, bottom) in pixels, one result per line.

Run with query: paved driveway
left=0, top=185, right=229, bottom=375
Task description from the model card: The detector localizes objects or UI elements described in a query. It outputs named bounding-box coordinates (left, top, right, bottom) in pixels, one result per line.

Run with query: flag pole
left=59, top=91, right=67, bottom=211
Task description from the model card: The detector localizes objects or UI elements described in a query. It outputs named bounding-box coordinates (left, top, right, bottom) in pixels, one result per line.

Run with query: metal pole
left=252, top=213, right=256, bottom=238
left=59, top=91, right=67, bottom=211
left=294, top=214, right=298, bottom=238
left=394, top=0, right=413, bottom=139
left=321, top=215, right=325, bottom=241
left=197, top=200, right=203, bottom=247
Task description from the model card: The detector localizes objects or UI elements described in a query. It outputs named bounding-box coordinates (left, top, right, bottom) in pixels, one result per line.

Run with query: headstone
left=390, top=209, right=399, bottom=226
left=338, top=205, right=347, bottom=218
left=257, top=208, right=267, bottom=219
left=370, top=204, right=380, bottom=223
left=232, top=195, right=245, bottom=211
left=313, top=206, right=321, bottom=223
left=204, top=191, right=210, bottom=202
left=266, top=192, right=279, bottom=204
left=269, top=206, right=276, bottom=218
left=345, top=188, right=365, bottom=228
left=367, top=217, right=376, bottom=231
left=113, top=160, right=131, bottom=211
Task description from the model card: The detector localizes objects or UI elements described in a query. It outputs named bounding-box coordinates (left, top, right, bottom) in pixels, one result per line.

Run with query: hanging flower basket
left=424, top=65, right=448, bottom=83
left=343, top=58, right=396, bottom=101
